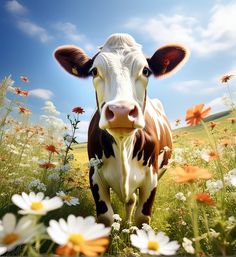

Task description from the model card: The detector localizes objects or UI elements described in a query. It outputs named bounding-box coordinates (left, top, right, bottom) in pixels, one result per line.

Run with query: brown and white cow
left=54, top=33, right=188, bottom=226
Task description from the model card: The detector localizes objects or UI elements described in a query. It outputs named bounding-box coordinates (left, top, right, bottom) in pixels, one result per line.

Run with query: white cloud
left=29, top=89, right=53, bottom=100
left=42, top=101, right=60, bottom=116
left=54, top=22, right=95, bottom=52
left=172, top=80, right=220, bottom=94
left=17, top=20, right=53, bottom=43
left=124, top=3, right=236, bottom=55
left=5, top=0, right=27, bottom=15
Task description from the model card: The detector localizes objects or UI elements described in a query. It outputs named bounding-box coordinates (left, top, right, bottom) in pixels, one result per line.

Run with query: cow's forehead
left=93, top=33, right=147, bottom=70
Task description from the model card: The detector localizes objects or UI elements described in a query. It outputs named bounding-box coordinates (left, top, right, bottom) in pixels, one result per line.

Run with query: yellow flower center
left=62, top=195, right=72, bottom=201
left=31, top=201, right=43, bottom=210
left=148, top=241, right=159, bottom=251
left=69, top=234, right=85, bottom=246
left=3, top=233, right=20, bottom=245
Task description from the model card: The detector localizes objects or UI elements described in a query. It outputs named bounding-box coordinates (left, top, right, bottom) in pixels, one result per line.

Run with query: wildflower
left=56, top=164, right=71, bottom=172
left=200, top=149, right=219, bottom=162
left=112, top=222, right=120, bottom=231
left=45, top=144, right=59, bottom=154
left=228, top=168, right=236, bottom=186
left=175, top=192, right=186, bottom=201
left=227, top=216, right=236, bottom=229
left=38, top=161, right=56, bottom=170
left=47, top=215, right=110, bottom=257
left=15, top=87, right=28, bottom=97
left=209, top=229, right=220, bottom=238
left=220, top=74, right=234, bottom=83
left=208, top=121, right=217, bottom=130
left=122, top=229, right=130, bottom=233
left=64, top=134, right=74, bottom=143
left=72, top=106, right=85, bottom=114
left=20, top=76, right=29, bottom=83
left=185, top=104, right=211, bottom=126
left=206, top=180, right=223, bottom=194
left=175, top=119, right=181, bottom=126
left=131, top=229, right=179, bottom=255
left=89, top=156, right=103, bottom=169
left=48, top=173, right=60, bottom=181
left=141, top=223, right=152, bottom=232
left=113, top=214, right=122, bottom=222
left=18, top=106, right=30, bottom=115
left=228, top=117, right=236, bottom=124
left=193, top=193, right=215, bottom=206
left=182, top=237, right=195, bottom=254
left=28, top=179, right=46, bottom=191
left=56, top=191, right=79, bottom=206
left=0, top=213, right=40, bottom=255
left=171, top=165, right=212, bottom=183
left=12, top=192, right=63, bottom=215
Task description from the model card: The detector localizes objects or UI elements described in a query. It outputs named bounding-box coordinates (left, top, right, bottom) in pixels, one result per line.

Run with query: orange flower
left=208, top=121, right=217, bottom=130
left=18, top=106, right=30, bottom=114
left=20, top=76, right=29, bottom=83
left=185, top=104, right=211, bottom=126
left=171, top=165, right=212, bottom=183
left=175, top=119, right=181, bottom=126
left=55, top=238, right=109, bottom=257
left=39, top=162, right=56, bottom=169
left=193, top=193, right=215, bottom=206
left=220, top=74, right=234, bottom=83
left=15, top=87, right=29, bottom=97
left=201, top=150, right=219, bottom=162
left=72, top=107, right=85, bottom=114
left=45, top=144, right=59, bottom=154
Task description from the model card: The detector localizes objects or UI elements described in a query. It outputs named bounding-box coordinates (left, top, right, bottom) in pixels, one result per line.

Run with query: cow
left=54, top=33, right=189, bottom=227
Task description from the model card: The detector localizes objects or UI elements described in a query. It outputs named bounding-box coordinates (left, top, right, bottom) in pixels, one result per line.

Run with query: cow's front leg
left=89, top=168, right=114, bottom=226
left=125, top=192, right=137, bottom=225
left=134, top=173, right=157, bottom=227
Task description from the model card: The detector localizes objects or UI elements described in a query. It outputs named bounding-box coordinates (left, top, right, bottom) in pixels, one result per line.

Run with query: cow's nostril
left=129, top=105, right=138, bottom=119
left=105, top=106, right=115, bottom=121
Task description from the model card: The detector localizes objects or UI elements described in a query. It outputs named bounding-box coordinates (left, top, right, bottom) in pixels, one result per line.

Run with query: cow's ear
left=147, top=45, right=189, bottom=78
left=54, top=45, right=93, bottom=78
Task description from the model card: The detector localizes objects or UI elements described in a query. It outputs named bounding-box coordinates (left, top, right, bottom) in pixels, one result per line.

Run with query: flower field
left=0, top=74, right=235, bottom=256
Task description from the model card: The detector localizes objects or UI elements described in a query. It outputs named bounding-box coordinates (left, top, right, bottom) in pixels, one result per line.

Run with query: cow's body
left=54, top=33, right=188, bottom=226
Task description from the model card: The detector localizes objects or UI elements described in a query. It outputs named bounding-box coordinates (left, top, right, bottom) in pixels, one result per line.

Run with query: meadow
left=0, top=75, right=235, bottom=256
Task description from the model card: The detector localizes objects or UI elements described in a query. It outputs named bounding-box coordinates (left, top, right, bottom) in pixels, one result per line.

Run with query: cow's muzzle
left=99, top=101, right=145, bottom=132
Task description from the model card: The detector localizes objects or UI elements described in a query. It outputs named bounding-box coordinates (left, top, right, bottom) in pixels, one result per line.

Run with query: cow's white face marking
left=91, top=34, right=150, bottom=135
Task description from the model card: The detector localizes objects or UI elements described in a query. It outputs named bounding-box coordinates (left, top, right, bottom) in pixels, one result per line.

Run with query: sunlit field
left=0, top=75, right=235, bottom=256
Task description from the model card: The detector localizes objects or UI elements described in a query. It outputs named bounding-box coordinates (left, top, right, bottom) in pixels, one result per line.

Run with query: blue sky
left=1, top=0, right=236, bottom=141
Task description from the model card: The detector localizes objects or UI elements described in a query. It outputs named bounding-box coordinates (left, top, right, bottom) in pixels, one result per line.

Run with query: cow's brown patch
left=142, top=187, right=157, bottom=216
left=88, top=110, right=115, bottom=160
left=89, top=168, right=108, bottom=215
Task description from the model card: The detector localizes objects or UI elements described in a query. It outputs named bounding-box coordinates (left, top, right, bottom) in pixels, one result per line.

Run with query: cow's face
left=54, top=34, right=188, bottom=138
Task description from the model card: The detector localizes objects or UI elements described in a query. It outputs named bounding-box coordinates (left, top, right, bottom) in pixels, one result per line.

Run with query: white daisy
left=182, top=237, right=195, bottom=254
left=0, top=213, right=41, bottom=255
left=113, top=214, right=122, bottom=222
left=12, top=192, right=63, bottom=215
left=47, top=215, right=110, bottom=255
left=141, top=223, right=152, bottom=232
left=111, top=222, right=120, bottom=231
left=175, top=192, right=186, bottom=201
left=56, top=191, right=79, bottom=206
left=130, top=229, right=179, bottom=255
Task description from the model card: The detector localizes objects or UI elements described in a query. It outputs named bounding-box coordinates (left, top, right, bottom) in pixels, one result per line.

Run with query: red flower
left=193, top=193, right=215, bottom=206
left=20, top=76, right=29, bottom=83
left=15, top=87, right=29, bottom=97
left=220, top=74, right=234, bottom=83
left=39, top=162, right=56, bottom=169
left=72, top=107, right=85, bottom=114
left=45, top=144, right=59, bottom=154
left=18, top=106, right=30, bottom=114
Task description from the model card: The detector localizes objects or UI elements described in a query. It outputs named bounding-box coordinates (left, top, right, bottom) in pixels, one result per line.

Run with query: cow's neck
left=113, top=134, right=135, bottom=202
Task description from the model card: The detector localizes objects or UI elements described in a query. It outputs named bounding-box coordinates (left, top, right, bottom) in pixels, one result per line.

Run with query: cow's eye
left=90, top=67, right=98, bottom=78
left=142, top=67, right=152, bottom=77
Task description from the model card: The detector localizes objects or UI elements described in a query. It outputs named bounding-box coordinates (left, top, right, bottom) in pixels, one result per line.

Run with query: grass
left=0, top=75, right=235, bottom=256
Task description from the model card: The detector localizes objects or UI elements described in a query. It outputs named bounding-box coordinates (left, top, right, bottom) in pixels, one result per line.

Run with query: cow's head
left=54, top=33, right=188, bottom=138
